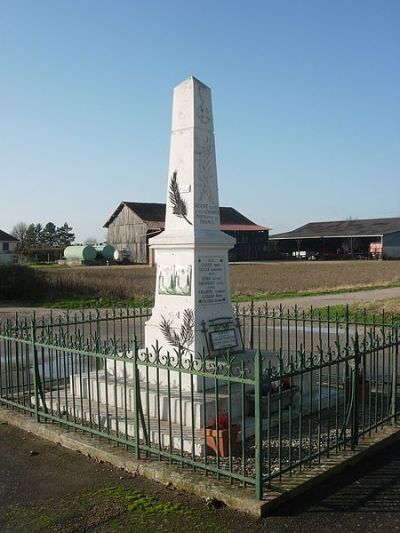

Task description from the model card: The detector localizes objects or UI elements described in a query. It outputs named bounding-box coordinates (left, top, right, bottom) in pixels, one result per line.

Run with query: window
left=2, top=242, right=9, bottom=251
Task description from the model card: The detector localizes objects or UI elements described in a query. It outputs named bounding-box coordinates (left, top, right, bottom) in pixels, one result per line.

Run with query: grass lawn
left=311, top=298, right=400, bottom=322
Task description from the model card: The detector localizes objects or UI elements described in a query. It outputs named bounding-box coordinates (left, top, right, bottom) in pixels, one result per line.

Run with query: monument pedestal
left=34, top=347, right=328, bottom=457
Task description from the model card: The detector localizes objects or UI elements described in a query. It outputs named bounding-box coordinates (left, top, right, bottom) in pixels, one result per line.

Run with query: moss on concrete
left=4, top=485, right=199, bottom=532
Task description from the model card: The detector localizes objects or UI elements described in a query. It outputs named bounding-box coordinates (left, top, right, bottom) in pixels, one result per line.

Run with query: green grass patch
left=307, top=303, right=400, bottom=324
left=4, top=485, right=195, bottom=532
left=232, top=281, right=400, bottom=304
left=27, top=263, right=65, bottom=269
left=89, top=486, right=192, bottom=517
left=39, top=296, right=153, bottom=309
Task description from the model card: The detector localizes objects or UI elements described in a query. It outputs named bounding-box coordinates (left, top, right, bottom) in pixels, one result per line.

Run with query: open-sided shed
left=270, top=217, right=400, bottom=260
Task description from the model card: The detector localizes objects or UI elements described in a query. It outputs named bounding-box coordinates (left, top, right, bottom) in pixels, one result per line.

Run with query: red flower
left=209, top=412, right=229, bottom=430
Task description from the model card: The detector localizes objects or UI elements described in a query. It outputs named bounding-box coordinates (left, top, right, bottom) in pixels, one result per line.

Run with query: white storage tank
left=113, top=249, right=131, bottom=263
left=64, top=245, right=97, bottom=262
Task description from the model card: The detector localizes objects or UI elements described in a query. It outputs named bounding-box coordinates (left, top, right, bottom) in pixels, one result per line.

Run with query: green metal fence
left=0, top=304, right=399, bottom=499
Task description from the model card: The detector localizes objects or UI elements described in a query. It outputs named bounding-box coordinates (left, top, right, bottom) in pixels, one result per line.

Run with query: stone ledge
left=0, top=406, right=399, bottom=518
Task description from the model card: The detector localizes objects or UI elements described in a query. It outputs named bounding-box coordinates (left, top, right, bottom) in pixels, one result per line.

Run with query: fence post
left=249, top=301, right=254, bottom=350
left=391, top=326, right=399, bottom=422
left=132, top=336, right=141, bottom=459
left=351, top=333, right=360, bottom=450
left=254, top=349, right=263, bottom=499
left=31, top=320, right=40, bottom=423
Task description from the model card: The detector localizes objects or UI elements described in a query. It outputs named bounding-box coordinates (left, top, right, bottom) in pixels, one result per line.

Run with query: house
left=104, top=202, right=269, bottom=263
left=270, top=217, right=400, bottom=260
left=0, top=229, right=19, bottom=265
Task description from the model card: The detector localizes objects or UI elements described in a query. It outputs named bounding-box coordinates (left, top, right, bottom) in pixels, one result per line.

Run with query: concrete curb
left=1, top=407, right=399, bottom=518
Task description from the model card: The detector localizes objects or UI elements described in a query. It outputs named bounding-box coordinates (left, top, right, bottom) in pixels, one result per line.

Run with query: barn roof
left=270, top=217, right=400, bottom=240
left=104, top=202, right=268, bottom=232
left=0, top=229, right=18, bottom=242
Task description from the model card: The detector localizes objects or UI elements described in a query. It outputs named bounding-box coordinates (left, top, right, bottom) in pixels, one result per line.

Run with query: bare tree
left=84, top=237, right=98, bottom=245
left=11, top=222, right=28, bottom=245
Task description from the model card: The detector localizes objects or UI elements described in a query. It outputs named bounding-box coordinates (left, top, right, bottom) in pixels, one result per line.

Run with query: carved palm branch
left=160, top=308, right=195, bottom=351
left=169, top=172, right=192, bottom=225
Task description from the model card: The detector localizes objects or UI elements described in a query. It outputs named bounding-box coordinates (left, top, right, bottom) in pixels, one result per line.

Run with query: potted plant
left=205, top=412, right=240, bottom=457
left=246, top=377, right=299, bottom=418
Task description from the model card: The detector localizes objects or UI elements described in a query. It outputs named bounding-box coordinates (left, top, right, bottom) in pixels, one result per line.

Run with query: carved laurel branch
left=159, top=308, right=195, bottom=351
left=169, top=172, right=192, bottom=225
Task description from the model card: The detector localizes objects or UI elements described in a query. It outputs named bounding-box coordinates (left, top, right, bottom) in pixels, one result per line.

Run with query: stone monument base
left=32, top=349, right=341, bottom=456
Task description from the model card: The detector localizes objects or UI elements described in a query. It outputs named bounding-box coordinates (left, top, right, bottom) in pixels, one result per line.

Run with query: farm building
left=270, top=217, right=400, bottom=260
left=104, top=202, right=269, bottom=263
left=0, top=229, right=18, bottom=265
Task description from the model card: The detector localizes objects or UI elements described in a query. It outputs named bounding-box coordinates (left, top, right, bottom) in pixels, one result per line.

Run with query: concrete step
left=70, top=371, right=244, bottom=429
left=35, top=388, right=234, bottom=455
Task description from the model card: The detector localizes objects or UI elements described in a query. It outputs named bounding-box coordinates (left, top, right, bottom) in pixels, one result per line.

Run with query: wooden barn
left=104, top=202, right=269, bottom=263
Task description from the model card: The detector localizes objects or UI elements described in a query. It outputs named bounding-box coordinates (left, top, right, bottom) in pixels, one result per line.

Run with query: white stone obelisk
left=143, top=77, right=242, bottom=390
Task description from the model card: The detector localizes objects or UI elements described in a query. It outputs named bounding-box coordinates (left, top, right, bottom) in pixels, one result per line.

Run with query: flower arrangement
left=261, top=377, right=291, bottom=396
left=247, top=377, right=299, bottom=419
left=208, top=411, right=230, bottom=430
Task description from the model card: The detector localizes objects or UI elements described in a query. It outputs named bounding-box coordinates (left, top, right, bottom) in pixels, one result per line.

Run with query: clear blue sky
left=1, top=0, right=399, bottom=242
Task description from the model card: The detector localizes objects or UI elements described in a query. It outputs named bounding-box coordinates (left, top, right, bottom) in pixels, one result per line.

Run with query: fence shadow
left=272, top=441, right=400, bottom=515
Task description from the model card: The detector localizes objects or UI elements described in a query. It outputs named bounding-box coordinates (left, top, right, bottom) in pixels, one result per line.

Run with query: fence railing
left=0, top=304, right=399, bottom=499
left=2, top=303, right=397, bottom=355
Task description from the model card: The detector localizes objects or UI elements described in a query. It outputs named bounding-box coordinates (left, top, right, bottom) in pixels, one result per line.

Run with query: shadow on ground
left=1, top=421, right=400, bottom=532
left=274, top=440, right=400, bottom=516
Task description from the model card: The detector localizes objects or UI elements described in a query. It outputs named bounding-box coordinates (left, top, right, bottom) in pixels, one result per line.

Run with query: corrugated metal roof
left=104, top=202, right=268, bottom=231
left=270, top=217, right=400, bottom=240
left=222, top=224, right=268, bottom=232
left=0, top=229, right=18, bottom=242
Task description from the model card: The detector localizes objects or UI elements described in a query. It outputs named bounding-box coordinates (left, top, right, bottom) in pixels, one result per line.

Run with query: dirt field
left=230, top=261, right=400, bottom=296
left=39, top=261, right=400, bottom=302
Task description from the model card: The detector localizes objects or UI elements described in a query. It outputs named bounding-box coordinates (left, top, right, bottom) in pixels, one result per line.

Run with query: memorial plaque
left=198, top=256, right=226, bottom=304
left=209, top=329, right=238, bottom=351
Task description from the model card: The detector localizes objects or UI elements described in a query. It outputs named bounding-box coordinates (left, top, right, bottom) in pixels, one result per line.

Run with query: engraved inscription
left=194, top=133, right=219, bottom=227
left=197, top=84, right=211, bottom=125
left=194, top=203, right=219, bottom=226
left=198, top=257, right=226, bottom=304
left=209, top=329, right=238, bottom=351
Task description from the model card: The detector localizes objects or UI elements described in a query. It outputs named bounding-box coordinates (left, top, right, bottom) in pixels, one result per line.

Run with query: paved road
left=1, top=421, right=400, bottom=532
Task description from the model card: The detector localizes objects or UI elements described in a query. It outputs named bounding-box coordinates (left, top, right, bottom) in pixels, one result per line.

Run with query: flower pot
left=205, top=424, right=240, bottom=457
left=345, top=379, right=370, bottom=402
left=246, top=386, right=299, bottom=418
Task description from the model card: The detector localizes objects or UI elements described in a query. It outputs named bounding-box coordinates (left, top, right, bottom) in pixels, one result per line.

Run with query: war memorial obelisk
left=143, top=77, right=242, bottom=391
